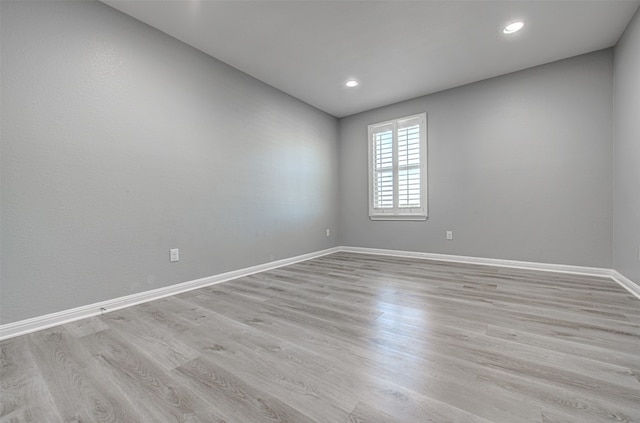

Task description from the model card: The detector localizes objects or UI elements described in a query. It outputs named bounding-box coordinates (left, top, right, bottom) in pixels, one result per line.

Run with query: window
left=368, top=113, right=427, bottom=220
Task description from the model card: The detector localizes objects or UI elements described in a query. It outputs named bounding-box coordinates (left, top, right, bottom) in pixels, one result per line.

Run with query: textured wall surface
left=338, top=50, right=614, bottom=268
left=614, top=8, right=640, bottom=285
left=0, top=0, right=338, bottom=324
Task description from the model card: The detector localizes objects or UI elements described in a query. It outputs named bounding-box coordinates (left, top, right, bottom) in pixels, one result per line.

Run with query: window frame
left=367, top=112, right=428, bottom=221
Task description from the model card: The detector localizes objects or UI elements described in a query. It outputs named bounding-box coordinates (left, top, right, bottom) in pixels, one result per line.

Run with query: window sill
left=369, top=215, right=427, bottom=221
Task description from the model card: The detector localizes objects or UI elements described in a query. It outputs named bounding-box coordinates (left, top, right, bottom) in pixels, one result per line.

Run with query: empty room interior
left=1, top=0, right=640, bottom=422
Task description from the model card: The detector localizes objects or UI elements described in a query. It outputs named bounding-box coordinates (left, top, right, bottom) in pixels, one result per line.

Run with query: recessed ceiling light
left=345, top=80, right=359, bottom=88
left=503, top=21, right=524, bottom=34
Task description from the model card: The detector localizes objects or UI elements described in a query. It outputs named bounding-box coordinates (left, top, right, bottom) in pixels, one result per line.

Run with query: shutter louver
left=397, top=124, right=421, bottom=208
left=373, top=130, right=394, bottom=209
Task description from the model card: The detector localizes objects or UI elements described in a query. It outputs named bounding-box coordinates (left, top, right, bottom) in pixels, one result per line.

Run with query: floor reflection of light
left=369, top=283, right=432, bottom=380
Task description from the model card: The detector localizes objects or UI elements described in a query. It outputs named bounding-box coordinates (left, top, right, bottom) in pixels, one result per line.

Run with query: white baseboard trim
left=2, top=245, right=638, bottom=341
left=610, top=270, right=640, bottom=300
left=340, top=246, right=640, bottom=301
left=0, top=247, right=340, bottom=341
left=340, top=246, right=614, bottom=277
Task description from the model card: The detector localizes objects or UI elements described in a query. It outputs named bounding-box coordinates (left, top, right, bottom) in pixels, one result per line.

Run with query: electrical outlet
left=446, top=231, right=453, bottom=240
left=170, top=248, right=179, bottom=262
left=326, top=228, right=331, bottom=237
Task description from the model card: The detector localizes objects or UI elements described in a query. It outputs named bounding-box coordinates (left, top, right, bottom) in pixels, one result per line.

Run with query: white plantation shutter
left=397, top=121, right=421, bottom=208
left=368, top=113, right=427, bottom=220
left=372, top=125, right=394, bottom=209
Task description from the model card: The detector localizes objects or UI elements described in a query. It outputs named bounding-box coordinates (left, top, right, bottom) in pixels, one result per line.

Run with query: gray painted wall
left=614, top=8, right=640, bottom=286
left=0, top=0, right=339, bottom=324
left=338, top=50, right=614, bottom=268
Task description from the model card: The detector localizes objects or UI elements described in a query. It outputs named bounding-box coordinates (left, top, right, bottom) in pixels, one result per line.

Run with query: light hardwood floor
left=1, top=252, right=639, bottom=422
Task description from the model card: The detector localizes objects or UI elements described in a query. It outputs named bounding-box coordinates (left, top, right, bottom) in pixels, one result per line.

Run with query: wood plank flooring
left=1, top=252, right=639, bottom=422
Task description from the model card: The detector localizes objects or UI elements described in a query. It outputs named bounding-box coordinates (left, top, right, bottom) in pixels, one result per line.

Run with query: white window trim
left=368, top=113, right=428, bottom=221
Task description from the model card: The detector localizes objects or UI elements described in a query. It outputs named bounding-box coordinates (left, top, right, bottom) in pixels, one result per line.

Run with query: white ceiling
left=102, top=0, right=639, bottom=118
